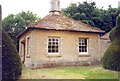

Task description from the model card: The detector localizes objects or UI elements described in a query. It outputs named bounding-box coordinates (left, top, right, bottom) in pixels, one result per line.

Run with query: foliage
left=103, top=16, right=120, bottom=71
left=2, top=11, right=40, bottom=49
left=2, top=30, right=22, bottom=80
left=62, top=1, right=119, bottom=33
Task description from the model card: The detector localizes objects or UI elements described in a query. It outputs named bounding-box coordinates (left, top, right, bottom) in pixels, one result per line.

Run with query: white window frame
left=19, top=40, right=23, bottom=56
left=79, top=38, right=88, bottom=55
left=47, top=37, right=60, bottom=55
left=19, top=39, right=25, bottom=57
left=26, top=36, right=30, bottom=56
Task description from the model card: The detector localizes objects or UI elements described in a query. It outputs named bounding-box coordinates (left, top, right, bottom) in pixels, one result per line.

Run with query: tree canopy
left=62, top=1, right=119, bottom=33
left=2, top=11, right=40, bottom=48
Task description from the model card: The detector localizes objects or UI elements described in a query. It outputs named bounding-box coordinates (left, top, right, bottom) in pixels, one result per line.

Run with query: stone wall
left=31, top=60, right=102, bottom=69
left=100, top=38, right=111, bottom=59
left=19, top=29, right=106, bottom=69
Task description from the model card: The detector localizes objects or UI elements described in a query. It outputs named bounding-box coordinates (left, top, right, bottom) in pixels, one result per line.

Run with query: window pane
left=79, top=46, right=81, bottom=48
left=56, top=46, right=58, bottom=52
left=79, top=38, right=88, bottom=53
left=56, top=39, right=58, bottom=41
left=79, top=49, right=82, bottom=52
left=48, top=37, right=59, bottom=53
left=52, top=50, right=55, bottom=52
left=56, top=50, right=58, bottom=52
left=56, top=42, right=58, bottom=45
left=52, top=38, right=55, bottom=41
left=48, top=46, right=51, bottom=48
left=53, top=42, right=55, bottom=45
left=82, top=39, right=84, bottom=43
left=49, top=39, right=51, bottom=41
left=85, top=49, right=87, bottom=52
left=49, top=42, right=51, bottom=45
left=48, top=48, right=51, bottom=52
left=85, top=46, right=87, bottom=52
left=85, top=39, right=87, bottom=45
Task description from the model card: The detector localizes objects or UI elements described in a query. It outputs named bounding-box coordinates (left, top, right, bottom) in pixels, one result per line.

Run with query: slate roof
left=17, top=14, right=105, bottom=38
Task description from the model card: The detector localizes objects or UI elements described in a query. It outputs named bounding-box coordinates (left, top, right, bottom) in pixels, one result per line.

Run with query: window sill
left=47, top=54, right=62, bottom=57
left=78, top=54, right=91, bottom=57
left=26, top=55, right=30, bottom=58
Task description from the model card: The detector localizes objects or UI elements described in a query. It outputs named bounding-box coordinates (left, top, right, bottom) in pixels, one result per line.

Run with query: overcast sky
left=1, top=0, right=120, bottom=19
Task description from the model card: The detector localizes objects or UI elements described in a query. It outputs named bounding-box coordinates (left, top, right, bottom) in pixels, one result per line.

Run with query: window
left=27, top=37, right=30, bottom=56
left=48, top=37, right=59, bottom=54
left=19, top=41, right=23, bottom=56
left=20, top=42, right=23, bottom=56
left=19, top=39, right=25, bottom=57
left=79, top=38, right=88, bottom=54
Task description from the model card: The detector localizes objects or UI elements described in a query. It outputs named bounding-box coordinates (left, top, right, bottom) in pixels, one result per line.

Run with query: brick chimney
left=50, top=0, right=61, bottom=15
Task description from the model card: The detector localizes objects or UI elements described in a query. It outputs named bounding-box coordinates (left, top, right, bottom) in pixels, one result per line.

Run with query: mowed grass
left=20, top=65, right=118, bottom=79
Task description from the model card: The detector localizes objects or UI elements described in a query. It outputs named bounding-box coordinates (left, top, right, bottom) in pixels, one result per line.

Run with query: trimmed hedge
left=103, top=16, right=120, bottom=71
left=2, top=30, right=22, bottom=80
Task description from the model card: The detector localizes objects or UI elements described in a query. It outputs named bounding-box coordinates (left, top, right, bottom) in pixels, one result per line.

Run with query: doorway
left=21, top=40, right=26, bottom=64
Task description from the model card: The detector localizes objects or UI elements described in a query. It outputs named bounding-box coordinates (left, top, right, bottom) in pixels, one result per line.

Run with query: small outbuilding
left=18, top=0, right=105, bottom=69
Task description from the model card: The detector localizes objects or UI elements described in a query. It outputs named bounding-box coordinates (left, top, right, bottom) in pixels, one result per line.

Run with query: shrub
left=2, top=30, right=22, bottom=80
left=103, top=16, right=120, bottom=71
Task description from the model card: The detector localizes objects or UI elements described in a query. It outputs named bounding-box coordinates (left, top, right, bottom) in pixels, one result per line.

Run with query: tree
left=2, top=11, right=40, bottom=49
left=103, top=16, right=120, bottom=71
left=62, top=1, right=99, bottom=27
left=99, top=7, right=118, bottom=32
left=2, top=30, right=22, bottom=80
left=62, top=1, right=119, bottom=33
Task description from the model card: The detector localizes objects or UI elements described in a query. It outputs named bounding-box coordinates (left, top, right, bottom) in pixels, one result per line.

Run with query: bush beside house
left=103, top=16, right=120, bottom=71
left=2, top=30, right=22, bottom=80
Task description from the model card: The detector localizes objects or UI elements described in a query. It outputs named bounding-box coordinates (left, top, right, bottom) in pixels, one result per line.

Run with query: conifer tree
left=103, top=16, right=120, bottom=71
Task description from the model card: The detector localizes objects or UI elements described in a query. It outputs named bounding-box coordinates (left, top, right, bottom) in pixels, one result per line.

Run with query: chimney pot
left=50, top=0, right=61, bottom=15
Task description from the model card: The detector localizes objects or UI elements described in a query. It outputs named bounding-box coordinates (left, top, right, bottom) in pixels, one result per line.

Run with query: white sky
left=1, top=0, right=120, bottom=19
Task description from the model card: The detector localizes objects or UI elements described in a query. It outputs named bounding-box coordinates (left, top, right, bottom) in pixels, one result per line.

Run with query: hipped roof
left=17, top=14, right=104, bottom=38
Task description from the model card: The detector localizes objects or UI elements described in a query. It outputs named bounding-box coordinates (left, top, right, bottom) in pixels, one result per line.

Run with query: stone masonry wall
left=19, top=30, right=106, bottom=69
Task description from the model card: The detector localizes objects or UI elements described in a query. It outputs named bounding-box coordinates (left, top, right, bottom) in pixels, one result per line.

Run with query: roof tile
left=18, top=14, right=105, bottom=38
left=29, top=14, right=104, bottom=33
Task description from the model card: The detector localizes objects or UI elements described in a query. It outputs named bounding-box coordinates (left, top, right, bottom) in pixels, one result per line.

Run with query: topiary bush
left=103, top=16, right=120, bottom=71
left=2, top=30, right=22, bottom=80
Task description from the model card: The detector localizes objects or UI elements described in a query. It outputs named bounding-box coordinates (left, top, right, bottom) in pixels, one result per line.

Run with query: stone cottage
left=17, top=0, right=105, bottom=69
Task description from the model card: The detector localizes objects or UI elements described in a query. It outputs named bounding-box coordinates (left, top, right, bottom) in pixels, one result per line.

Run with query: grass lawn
left=20, top=65, right=118, bottom=79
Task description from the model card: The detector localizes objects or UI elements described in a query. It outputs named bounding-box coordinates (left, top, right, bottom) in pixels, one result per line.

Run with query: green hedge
left=103, top=16, right=120, bottom=71
left=2, top=30, right=22, bottom=80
